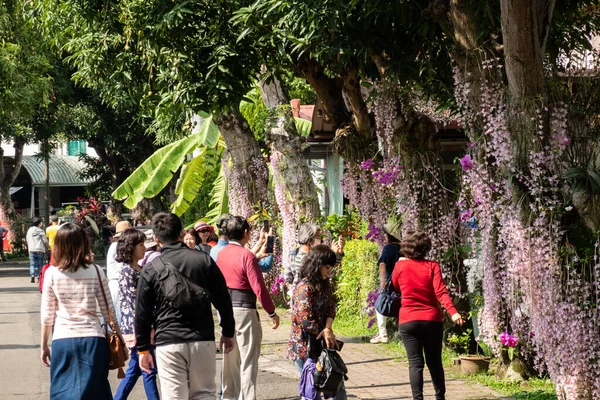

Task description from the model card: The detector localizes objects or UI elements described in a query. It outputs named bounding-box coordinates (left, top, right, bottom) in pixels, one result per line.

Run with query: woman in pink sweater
left=391, top=230, right=464, bottom=400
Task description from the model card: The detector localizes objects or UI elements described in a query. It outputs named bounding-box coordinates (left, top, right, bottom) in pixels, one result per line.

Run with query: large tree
left=35, top=0, right=321, bottom=221
left=0, top=0, right=53, bottom=226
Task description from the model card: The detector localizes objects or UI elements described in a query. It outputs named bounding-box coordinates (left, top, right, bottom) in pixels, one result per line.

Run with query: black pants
left=399, top=320, right=445, bottom=400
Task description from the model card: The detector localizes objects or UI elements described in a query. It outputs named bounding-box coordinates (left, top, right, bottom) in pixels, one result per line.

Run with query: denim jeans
left=294, top=358, right=347, bottom=400
left=114, top=347, right=159, bottom=400
left=30, top=252, right=44, bottom=278
left=50, top=337, right=112, bottom=400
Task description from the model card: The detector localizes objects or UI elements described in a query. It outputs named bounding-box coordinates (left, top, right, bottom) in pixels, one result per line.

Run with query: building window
left=68, top=140, right=87, bottom=156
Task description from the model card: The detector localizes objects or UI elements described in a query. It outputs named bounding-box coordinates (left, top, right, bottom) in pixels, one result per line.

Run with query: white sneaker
left=370, top=333, right=389, bottom=344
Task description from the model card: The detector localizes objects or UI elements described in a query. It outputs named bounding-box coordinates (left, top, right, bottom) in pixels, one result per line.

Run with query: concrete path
left=0, top=262, right=508, bottom=400
left=260, top=311, right=509, bottom=400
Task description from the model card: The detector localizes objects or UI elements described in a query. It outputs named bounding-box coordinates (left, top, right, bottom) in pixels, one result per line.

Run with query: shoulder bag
left=94, top=265, right=129, bottom=379
left=312, top=338, right=348, bottom=396
left=375, top=278, right=401, bottom=318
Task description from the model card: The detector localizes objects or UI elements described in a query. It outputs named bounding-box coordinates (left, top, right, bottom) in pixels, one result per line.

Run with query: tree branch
left=341, top=66, right=373, bottom=139
left=297, top=58, right=350, bottom=128
left=6, top=139, right=24, bottom=190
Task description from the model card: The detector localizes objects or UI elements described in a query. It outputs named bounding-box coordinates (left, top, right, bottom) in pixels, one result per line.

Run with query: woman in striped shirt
left=40, top=223, right=117, bottom=400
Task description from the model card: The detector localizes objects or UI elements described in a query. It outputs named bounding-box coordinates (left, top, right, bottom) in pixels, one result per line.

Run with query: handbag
left=94, top=265, right=129, bottom=379
left=313, top=341, right=348, bottom=396
left=374, top=278, right=401, bottom=317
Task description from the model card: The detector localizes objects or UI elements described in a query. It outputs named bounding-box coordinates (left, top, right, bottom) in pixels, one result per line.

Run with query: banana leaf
left=112, top=135, right=199, bottom=209
left=294, top=117, right=312, bottom=137
left=204, top=163, right=229, bottom=225
left=196, top=114, right=220, bottom=147
left=171, top=146, right=220, bottom=216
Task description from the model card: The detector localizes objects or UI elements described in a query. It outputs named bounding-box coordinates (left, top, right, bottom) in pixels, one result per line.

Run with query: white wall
left=1, top=141, right=97, bottom=158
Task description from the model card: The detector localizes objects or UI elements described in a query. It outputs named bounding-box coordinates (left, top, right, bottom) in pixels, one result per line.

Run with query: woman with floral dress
left=114, top=228, right=159, bottom=400
left=288, top=245, right=346, bottom=400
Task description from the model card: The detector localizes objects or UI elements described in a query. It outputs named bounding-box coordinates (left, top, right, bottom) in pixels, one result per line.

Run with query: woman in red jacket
left=391, top=230, right=464, bottom=400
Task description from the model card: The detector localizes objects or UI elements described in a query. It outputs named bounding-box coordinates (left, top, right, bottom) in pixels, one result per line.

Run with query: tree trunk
left=259, top=72, right=321, bottom=221
left=0, top=139, right=25, bottom=238
left=500, top=0, right=554, bottom=101
left=216, top=110, right=270, bottom=218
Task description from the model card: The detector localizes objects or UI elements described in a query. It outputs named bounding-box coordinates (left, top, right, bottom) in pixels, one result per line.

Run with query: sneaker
left=30, top=277, right=35, bottom=283
left=370, top=333, right=389, bottom=344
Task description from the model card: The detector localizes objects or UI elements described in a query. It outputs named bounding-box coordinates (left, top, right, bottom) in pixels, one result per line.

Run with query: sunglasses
left=198, top=229, right=211, bottom=233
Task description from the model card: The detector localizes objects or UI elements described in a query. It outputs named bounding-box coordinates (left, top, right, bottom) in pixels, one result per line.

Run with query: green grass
left=462, top=373, right=557, bottom=400
left=332, top=314, right=378, bottom=337
left=332, top=315, right=557, bottom=400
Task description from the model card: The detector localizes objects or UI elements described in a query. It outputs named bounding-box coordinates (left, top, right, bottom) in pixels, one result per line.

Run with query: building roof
left=21, top=155, right=92, bottom=187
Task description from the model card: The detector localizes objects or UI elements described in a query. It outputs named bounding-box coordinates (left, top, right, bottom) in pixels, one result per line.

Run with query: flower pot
left=459, top=355, right=491, bottom=375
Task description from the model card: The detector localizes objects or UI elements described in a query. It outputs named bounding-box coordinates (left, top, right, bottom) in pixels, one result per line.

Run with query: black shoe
left=30, top=277, right=35, bottom=283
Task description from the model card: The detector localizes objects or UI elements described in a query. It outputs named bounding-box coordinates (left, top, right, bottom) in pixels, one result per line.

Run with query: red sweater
left=216, top=242, right=275, bottom=315
left=391, top=258, right=458, bottom=324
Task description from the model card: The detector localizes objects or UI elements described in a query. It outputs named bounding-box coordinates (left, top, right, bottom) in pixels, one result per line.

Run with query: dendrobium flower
left=460, top=154, right=474, bottom=171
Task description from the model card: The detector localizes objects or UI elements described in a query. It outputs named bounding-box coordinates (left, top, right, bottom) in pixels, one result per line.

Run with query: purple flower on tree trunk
left=460, top=155, right=474, bottom=171
left=360, top=159, right=376, bottom=170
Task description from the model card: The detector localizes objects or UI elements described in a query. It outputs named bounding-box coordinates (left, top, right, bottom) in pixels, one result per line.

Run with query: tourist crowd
left=37, top=212, right=463, bottom=400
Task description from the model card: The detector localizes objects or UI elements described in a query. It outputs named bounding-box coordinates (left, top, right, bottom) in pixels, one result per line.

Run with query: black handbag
left=312, top=340, right=348, bottom=396
left=374, top=278, right=401, bottom=317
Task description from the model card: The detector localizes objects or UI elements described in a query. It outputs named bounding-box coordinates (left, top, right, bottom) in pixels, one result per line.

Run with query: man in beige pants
left=216, top=216, right=280, bottom=399
left=136, top=212, right=235, bottom=399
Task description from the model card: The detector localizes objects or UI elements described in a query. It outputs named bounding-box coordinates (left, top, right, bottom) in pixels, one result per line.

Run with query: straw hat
left=382, top=221, right=402, bottom=241
left=113, top=221, right=132, bottom=238
left=194, top=221, right=214, bottom=234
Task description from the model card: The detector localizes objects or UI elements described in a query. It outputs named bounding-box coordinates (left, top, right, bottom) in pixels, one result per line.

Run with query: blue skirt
left=50, top=337, right=113, bottom=400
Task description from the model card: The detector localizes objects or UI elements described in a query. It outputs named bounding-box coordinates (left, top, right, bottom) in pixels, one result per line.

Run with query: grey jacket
left=26, top=227, right=48, bottom=253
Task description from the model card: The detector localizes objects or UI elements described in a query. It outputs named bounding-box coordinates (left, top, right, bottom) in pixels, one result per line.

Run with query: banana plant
left=112, top=114, right=222, bottom=216
left=203, top=163, right=229, bottom=224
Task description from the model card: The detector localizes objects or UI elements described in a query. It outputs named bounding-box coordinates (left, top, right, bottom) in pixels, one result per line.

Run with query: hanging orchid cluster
left=343, top=86, right=467, bottom=299
left=454, top=58, right=600, bottom=398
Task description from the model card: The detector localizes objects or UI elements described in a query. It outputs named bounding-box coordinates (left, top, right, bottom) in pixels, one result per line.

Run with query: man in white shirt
left=105, top=220, right=131, bottom=324
left=26, top=218, right=48, bottom=283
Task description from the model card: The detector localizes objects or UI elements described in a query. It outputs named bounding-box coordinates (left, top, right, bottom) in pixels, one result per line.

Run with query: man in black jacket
left=136, top=212, right=235, bottom=399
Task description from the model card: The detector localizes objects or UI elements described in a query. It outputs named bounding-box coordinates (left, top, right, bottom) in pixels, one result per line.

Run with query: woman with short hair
left=184, top=228, right=208, bottom=253
left=113, top=228, right=159, bottom=400
left=40, top=223, right=116, bottom=399
left=391, top=230, right=464, bottom=400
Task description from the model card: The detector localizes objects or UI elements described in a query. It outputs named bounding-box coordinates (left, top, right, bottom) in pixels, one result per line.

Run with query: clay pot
left=459, top=355, right=491, bottom=375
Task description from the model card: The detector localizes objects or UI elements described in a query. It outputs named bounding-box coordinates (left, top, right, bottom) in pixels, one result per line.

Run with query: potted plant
left=459, top=337, right=492, bottom=375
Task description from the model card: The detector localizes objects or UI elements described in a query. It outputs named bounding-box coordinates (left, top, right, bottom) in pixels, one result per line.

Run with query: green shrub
left=334, top=239, right=379, bottom=318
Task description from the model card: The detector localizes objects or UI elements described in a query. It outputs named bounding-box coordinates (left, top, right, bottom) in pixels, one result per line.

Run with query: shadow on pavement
left=345, top=357, right=396, bottom=366
left=0, top=286, right=39, bottom=293
left=0, top=344, right=39, bottom=350
left=0, top=268, right=30, bottom=279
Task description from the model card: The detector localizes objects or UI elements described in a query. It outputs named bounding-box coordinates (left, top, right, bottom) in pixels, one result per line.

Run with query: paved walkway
left=0, top=261, right=509, bottom=399
left=259, top=310, right=509, bottom=400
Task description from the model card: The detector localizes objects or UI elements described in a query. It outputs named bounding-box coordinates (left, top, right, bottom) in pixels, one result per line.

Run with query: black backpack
left=152, top=256, right=208, bottom=310
left=313, top=347, right=348, bottom=396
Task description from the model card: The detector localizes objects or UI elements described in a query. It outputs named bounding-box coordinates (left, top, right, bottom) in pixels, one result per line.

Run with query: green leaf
left=112, top=135, right=199, bottom=208
left=564, top=167, right=586, bottom=179
left=170, top=146, right=219, bottom=216
left=195, top=114, right=220, bottom=147
left=508, top=347, right=514, bottom=361
left=204, top=163, right=229, bottom=225
left=294, top=117, right=312, bottom=137
left=588, top=170, right=600, bottom=193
